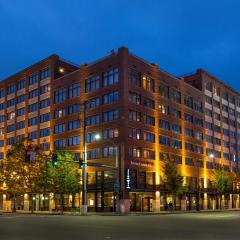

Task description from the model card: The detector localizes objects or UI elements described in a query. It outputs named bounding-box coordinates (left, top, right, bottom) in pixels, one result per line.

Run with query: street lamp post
left=81, top=103, right=88, bottom=216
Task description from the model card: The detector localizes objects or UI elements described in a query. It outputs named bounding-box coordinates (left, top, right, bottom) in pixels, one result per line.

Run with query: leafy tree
left=0, top=139, right=50, bottom=212
left=48, top=149, right=81, bottom=213
left=212, top=167, right=231, bottom=209
left=163, top=157, right=184, bottom=210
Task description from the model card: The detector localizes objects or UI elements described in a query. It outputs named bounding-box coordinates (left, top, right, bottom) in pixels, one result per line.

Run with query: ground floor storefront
left=0, top=191, right=240, bottom=213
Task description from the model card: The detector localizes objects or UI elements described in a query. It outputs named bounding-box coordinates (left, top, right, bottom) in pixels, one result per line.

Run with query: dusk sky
left=1, top=0, right=240, bottom=91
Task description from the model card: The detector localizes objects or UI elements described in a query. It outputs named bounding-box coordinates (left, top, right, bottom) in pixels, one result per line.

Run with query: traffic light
left=51, top=153, right=58, bottom=167
left=25, top=148, right=31, bottom=162
left=79, top=159, right=84, bottom=169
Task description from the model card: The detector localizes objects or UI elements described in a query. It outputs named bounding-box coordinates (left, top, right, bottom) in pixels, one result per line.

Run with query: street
left=0, top=212, right=240, bottom=240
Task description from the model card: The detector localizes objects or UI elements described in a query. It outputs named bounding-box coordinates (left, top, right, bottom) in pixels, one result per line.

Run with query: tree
left=47, top=149, right=81, bottom=213
left=163, top=157, right=184, bottom=210
left=0, top=139, right=50, bottom=212
left=212, top=167, right=231, bottom=209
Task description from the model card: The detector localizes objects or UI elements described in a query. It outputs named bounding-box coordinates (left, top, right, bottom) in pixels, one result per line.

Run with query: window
left=68, top=136, right=80, bottom=146
left=103, top=128, right=119, bottom=139
left=103, top=147, right=116, bottom=157
left=28, top=117, right=38, bottom=126
left=143, top=149, right=155, bottom=159
left=229, top=95, right=235, bottom=104
left=103, top=91, right=119, bottom=104
left=17, top=94, right=25, bottom=104
left=213, top=86, right=220, bottom=96
left=7, top=98, right=16, bottom=107
left=85, top=97, right=100, bottom=110
left=171, top=139, right=182, bottom=149
left=0, top=89, right=5, bottom=98
left=54, top=88, right=66, bottom=103
left=205, top=121, right=213, bottom=130
left=40, top=142, right=50, bottom=151
left=184, top=113, right=193, bottom=123
left=17, top=79, right=25, bottom=90
left=173, top=155, right=182, bottom=164
left=205, top=95, right=212, bottom=104
left=129, top=110, right=141, bottom=122
left=195, top=131, right=203, bottom=141
left=7, top=137, right=14, bottom=145
left=143, top=114, right=155, bottom=126
left=195, top=117, right=203, bottom=127
left=194, top=100, right=203, bottom=112
left=185, top=128, right=194, bottom=138
left=185, top=143, right=194, bottom=152
left=142, top=75, right=154, bottom=92
left=29, top=103, right=38, bottom=113
left=0, top=115, right=4, bottom=123
left=129, top=128, right=141, bottom=140
left=214, top=125, right=221, bottom=133
left=29, top=89, right=38, bottom=99
left=170, top=88, right=181, bottom=103
left=7, top=124, right=15, bottom=133
left=29, top=131, right=38, bottom=140
left=0, top=141, right=3, bottom=147
left=68, top=120, right=80, bottom=130
left=69, top=83, right=80, bottom=98
left=159, top=120, right=170, bottom=130
left=41, top=67, right=51, bottom=80
left=68, top=104, right=80, bottom=114
left=171, top=108, right=181, bottom=119
left=205, top=109, right=212, bottom=117
left=7, top=84, right=16, bottom=94
left=195, top=145, right=203, bottom=154
left=85, top=115, right=100, bottom=126
left=159, top=135, right=170, bottom=146
left=213, top=99, right=220, bottom=108
left=184, top=95, right=193, bottom=108
left=0, top=103, right=4, bottom=111
left=143, top=98, right=155, bottom=109
left=213, top=137, right=221, bottom=146
left=7, top=112, right=15, bottom=120
left=223, top=128, right=229, bottom=136
left=205, top=81, right=212, bottom=91
left=87, top=149, right=100, bottom=159
left=159, top=84, right=168, bottom=98
left=143, top=131, right=155, bottom=143
left=54, top=108, right=66, bottom=119
left=54, top=123, right=66, bottom=134
left=40, top=98, right=50, bottom=108
left=158, top=104, right=168, bottom=114
left=40, top=113, right=50, bottom=123
left=186, top=157, right=194, bottom=166
left=54, top=139, right=66, bottom=149
left=40, top=84, right=50, bottom=95
left=171, top=124, right=181, bottom=134
left=129, top=72, right=140, bottom=87
left=129, top=147, right=141, bottom=157
left=128, top=92, right=141, bottom=104
left=85, top=132, right=99, bottom=143
left=103, top=109, right=119, bottom=122
left=103, top=68, right=119, bottom=87
left=40, top=128, right=50, bottom=137
left=29, top=73, right=39, bottom=85
left=85, top=76, right=100, bottom=93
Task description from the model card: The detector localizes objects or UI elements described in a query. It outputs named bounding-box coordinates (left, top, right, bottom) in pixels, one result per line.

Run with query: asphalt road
left=0, top=212, right=240, bottom=240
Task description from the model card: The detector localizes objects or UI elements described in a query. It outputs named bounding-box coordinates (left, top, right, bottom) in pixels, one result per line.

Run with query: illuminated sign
left=125, top=168, right=131, bottom=190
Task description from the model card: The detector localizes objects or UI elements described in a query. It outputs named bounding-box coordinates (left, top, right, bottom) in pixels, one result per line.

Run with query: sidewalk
left=1, top=208, right=240, bottom=216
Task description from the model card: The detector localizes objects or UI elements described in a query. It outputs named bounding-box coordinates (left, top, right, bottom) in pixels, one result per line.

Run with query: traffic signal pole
left=81, top=103, right=88, bottom=216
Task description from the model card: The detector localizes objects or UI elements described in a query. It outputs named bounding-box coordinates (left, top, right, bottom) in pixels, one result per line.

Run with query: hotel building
left=0, top=47, right=239, bottom=212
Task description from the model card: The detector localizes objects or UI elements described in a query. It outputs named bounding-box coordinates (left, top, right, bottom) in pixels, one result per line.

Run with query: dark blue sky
left=1, top=0, right=240, bottom=91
